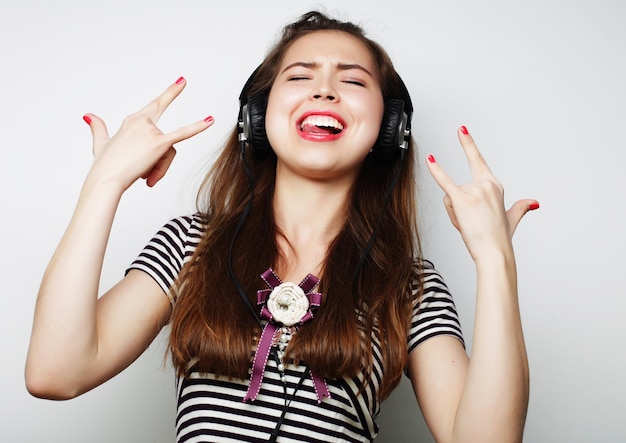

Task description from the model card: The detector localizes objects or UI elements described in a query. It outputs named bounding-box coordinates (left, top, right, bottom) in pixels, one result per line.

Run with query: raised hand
left=416, top=126, right=533, bottom=442
left=426, top=126, right=539, bottom=261
left=83, top=77, right=213, bottom=190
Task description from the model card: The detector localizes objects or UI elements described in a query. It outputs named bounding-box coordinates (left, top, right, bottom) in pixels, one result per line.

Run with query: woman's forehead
left=279, top=31, right=376, bottom=72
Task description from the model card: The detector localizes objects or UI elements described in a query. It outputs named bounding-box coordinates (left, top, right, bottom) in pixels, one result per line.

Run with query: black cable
left=351, top=148, right=406, bottom=285
left=230, top=141, right=407, bottom=441
left=228, top=141, right=263, bottom=327
left=269, top=361, right=310, bottom=443
left=228, top=142, right=309, bottom=441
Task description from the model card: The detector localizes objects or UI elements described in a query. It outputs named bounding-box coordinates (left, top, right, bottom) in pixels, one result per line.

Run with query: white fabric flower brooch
left=266, top=281, right=311, bottom=326
left=243, top=268, right=330, bottom=404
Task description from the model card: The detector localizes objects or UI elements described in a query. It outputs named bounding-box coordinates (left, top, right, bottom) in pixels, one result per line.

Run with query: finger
left=457, top=126, right=494, bottom=181
left=144, top=116, right=213, bottom=186
left=425, top=154, right=462, bottom=199
left=507, top=199, right=540, bottom=236
left=82, top=113, right=110, bottom=146
left=163, top=115, right=215, bottom=146
left=139, top=76, right=187, bottom=123
left=145, top=147, right=177, bottom=187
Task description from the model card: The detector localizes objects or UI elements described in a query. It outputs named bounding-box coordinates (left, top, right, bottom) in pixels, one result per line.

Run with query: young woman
left=26, top=10, right=536, bottom=443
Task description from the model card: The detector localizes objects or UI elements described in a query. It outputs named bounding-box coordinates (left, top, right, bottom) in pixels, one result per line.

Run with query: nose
left=312, top=91, right=336, bottom=101
left=310, top=77, right=338, bottom=102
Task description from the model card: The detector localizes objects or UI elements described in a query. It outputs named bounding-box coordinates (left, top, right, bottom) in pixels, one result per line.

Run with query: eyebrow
left=280, top=61, right=374, bottom=77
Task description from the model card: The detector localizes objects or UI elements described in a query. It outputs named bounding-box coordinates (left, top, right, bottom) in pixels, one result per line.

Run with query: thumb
left=507, top=199, right=540, bottom=237
left=82, top=113, right=110, bottom=148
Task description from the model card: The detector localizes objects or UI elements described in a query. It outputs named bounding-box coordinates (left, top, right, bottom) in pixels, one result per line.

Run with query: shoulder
left=407, top=258, right=465, bottom=352
left=126, top=213, right=208, bottom=297
left=150, top=213, right=207, bottom=252
left=411, top=259, right=451, bottom=299
left=162, top=213, right=207, bottom=239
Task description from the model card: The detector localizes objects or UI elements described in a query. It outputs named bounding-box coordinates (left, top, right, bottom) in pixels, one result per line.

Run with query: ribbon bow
left=243, top=268, right=331, bottom=403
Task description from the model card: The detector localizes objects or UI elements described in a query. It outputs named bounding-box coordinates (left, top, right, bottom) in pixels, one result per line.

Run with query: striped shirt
left=128, top=214, right=464, bottom=442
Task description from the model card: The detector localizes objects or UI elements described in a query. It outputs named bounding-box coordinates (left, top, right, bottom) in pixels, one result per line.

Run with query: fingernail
left=427, top=154, right=436, bottom=163
left=175, top=76, right=185, bottom=84
left=528, top=202, right=540, bottom=211
left=204, top=115, right=214, bottom=123
left=460, top=125, right=469, bottom=135
left=83, top=114, right=92, bottom=125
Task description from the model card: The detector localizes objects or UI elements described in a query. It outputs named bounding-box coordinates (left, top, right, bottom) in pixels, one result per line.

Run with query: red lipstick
left=297, top=110, right=347, bottom=142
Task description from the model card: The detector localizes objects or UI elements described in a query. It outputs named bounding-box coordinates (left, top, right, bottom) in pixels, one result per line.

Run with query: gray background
left=2, top=0, right=624, bottom=441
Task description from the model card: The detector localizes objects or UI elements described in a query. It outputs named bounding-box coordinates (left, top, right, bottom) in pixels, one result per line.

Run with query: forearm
left=452, top=248, right=529, bottom=442
left=26, top=173, right=125, bottom=392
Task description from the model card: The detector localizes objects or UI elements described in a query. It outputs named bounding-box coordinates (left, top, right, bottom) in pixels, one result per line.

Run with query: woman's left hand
left=426, top=126, right=539, bottom=261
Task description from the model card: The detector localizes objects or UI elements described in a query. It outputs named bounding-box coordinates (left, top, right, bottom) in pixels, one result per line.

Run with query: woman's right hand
left=84, top=76, right=213, bottom=190
left=25, top=78, right=213, bottom=399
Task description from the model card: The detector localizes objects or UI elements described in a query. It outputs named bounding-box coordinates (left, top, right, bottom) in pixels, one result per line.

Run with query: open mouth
left=299, top=115, right=345, bottom=136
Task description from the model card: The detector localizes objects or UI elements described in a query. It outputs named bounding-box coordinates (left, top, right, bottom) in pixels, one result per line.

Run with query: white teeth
left=300, top=115, right=344, bottom=131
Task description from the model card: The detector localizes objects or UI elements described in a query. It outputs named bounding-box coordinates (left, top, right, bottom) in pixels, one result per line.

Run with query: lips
left=297, top=110, right=346, bottom=141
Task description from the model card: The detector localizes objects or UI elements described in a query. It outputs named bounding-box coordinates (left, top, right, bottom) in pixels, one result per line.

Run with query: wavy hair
left=169, top=10, right=422, bottom=401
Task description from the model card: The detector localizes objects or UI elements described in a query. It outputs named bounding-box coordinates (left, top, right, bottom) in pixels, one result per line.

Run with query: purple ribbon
left=243, top=268, right=331, bottom=404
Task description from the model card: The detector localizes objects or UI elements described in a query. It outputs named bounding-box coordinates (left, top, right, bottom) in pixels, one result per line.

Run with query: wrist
left=473, top=245, right=516, bottom=273
left=83, top=165, right=131, bottom=197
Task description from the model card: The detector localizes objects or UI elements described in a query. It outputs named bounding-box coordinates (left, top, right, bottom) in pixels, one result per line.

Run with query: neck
left=272, top=169, right=354, bottom=280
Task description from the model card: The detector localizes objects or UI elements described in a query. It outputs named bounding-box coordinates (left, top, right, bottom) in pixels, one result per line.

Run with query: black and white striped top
left=128, top=214, right=464, bottom=442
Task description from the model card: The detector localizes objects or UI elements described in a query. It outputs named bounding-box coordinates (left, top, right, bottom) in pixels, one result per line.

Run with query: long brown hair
left=169, top=10, right=422, bottom=401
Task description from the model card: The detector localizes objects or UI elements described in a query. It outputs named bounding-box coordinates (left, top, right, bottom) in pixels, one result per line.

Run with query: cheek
left=359, top=98, right=385, bottom=146
left=264, top=91, right=293, bottom=149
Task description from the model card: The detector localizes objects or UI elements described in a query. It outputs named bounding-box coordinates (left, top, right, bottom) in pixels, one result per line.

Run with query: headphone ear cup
left=246, top=94, right=270, bottom=155
left=373, top=99, right=405, bottom=161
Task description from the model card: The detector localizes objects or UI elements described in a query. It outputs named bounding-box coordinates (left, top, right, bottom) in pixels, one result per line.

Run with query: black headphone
left=237, top=66, right=414, bottom=162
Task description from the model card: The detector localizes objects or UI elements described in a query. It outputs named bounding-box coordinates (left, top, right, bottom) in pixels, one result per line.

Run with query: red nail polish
left=83, top=114, right=92, bottom=125
left=528, top=202, right=540, bottom=210
left=204, top=116, right=214, bottom=123
left=427, top=154, right=436, bottom=163
left=460, top=125, right=469, bottom=135
left=175, top=76, right=185, bottom=84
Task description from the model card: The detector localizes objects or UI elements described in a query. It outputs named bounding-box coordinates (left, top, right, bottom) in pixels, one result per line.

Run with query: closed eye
left=343, top=80, right=366, bottom=87
left=288, top=76, right=311, bottom=81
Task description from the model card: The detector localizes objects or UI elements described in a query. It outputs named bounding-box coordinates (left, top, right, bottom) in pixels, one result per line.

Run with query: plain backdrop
left=2, top=0, right=625, bottom=441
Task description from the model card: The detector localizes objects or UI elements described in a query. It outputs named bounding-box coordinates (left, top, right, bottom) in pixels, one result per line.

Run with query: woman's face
left=265, top=30, right=385, bottom=182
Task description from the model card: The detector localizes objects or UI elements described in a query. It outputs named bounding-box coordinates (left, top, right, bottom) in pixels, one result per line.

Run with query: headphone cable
left=228, top=142, right=407, bottom=440
left=351, top=148, right=406, bottom=285
left=228, top=142, right=310, bottom=440
left=228, top=141, right=263, bottom=327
